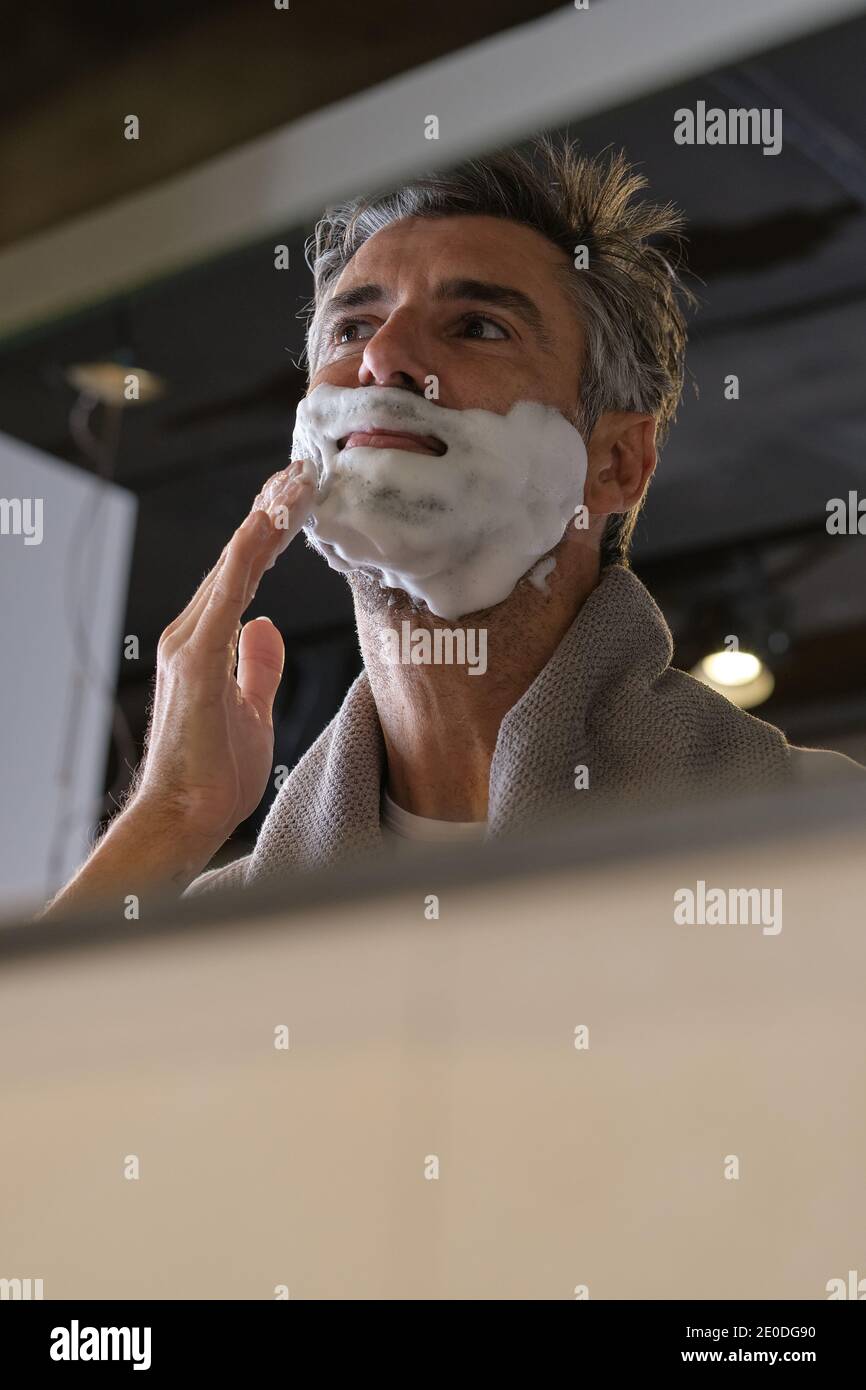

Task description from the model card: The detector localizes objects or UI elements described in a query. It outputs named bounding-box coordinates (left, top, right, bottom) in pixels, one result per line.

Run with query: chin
left=349, top=570, right=519, bottom=629
left=346, top=569, right=429, bottom=621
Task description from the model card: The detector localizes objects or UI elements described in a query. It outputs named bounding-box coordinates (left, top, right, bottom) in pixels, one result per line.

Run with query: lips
left=338, top=427, right=446, bottom=456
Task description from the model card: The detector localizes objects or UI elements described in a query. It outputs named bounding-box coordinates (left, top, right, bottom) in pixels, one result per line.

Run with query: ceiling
left=0, top=0, right=564, bottom=248
left=1, top=2, right=865, bottom=851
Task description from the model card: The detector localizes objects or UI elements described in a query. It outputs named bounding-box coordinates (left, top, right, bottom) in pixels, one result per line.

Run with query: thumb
left=237, top=616, right=285, bottom=722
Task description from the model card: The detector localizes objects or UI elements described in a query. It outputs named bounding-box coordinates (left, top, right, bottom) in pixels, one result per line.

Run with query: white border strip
left=1, top=0, right=863, bottom=339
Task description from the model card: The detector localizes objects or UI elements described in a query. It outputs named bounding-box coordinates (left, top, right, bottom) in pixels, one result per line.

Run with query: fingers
left=195, top=472, right=313, bottom=654
left=162, top=541, right=230, bottom=639
left=166, top=511, right=259, bottom=652
left=237, top=616, right=285, bottom=722
left=165, top=466, right=314, bottom=650
left=255, top=461, right=316, bottom=561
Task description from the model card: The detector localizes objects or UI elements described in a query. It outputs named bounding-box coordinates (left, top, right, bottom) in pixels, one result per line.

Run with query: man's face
left=308, top=213, right=584, bottom=428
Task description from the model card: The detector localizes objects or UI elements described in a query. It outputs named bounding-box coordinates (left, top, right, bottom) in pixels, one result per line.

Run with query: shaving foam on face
left=291, top=384, right=587, bottom=621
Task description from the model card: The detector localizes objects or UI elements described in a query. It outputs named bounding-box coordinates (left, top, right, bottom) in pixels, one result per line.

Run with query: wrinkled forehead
left=332, top=213, right=572, bottom=295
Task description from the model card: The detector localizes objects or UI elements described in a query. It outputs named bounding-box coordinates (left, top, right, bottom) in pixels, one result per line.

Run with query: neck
left=353, top=536, right=601, bottom=821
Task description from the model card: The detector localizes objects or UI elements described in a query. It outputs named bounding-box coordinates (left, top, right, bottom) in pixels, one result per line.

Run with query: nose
left=357, top=307, right=431, bottom=392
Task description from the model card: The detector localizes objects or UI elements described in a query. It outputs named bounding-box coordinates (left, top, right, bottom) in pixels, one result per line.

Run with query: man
left=43, top=137, right=864, bottom=915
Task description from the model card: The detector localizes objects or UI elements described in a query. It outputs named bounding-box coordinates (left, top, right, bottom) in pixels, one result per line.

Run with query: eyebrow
left=317, top=277, right=553, bottom=350
left=315, top=284, right=383, bottom=354
left=434, top=278, right=552, bottom=348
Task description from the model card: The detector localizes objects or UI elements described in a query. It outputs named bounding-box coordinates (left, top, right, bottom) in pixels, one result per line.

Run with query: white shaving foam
left=291, top=384, right=587, bottom=621
left=528, top=555, right=557, bottom=593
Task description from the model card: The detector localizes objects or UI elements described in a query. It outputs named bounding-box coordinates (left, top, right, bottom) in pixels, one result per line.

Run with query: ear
left=584, top=411, right=657, bottom=519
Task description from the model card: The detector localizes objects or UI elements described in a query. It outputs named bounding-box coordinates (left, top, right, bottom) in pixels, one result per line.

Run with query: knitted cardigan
left=184, top=564, right=837, bottom=896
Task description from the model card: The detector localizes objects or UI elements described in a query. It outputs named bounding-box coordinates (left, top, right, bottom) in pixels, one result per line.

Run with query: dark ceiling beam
left=0, top=0, right=562, bottom=249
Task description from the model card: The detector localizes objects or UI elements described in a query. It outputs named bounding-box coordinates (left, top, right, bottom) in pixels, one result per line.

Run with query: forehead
left=330, top=214, right=574, bottom=310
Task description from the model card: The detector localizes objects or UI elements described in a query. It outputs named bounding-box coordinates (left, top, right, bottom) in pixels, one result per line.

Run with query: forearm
left=38, top=798, right=221, bottom=921
left=36, top=468, right=309, bottom=924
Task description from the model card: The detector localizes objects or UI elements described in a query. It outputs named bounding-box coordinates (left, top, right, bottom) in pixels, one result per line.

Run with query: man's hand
left=136, top=463, right=314, bottom=848
left=40, top=463, right=315, bottom=917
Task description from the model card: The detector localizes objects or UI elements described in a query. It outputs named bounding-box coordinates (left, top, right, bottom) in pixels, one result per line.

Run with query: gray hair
left=301, top=134, right=696, bottom=567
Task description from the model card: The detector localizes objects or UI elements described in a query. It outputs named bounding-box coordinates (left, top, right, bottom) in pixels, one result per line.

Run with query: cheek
left=444, top=372, right=540, bottom=417
left=310, top=365, right=357, bottom=391
left=464, top=364, right=559, bottom=414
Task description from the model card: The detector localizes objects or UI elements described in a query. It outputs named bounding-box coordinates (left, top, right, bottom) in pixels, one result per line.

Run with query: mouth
left=337, top=427, right=446, bottom=456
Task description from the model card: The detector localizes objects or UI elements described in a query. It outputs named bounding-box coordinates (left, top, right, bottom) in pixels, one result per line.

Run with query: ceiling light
left=65, top=360, right=165, bottom=406
left=690, top=648, right=776, bottom=709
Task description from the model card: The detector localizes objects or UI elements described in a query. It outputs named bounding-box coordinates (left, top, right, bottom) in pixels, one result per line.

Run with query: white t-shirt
left=380, top=787, right=487, bottom=854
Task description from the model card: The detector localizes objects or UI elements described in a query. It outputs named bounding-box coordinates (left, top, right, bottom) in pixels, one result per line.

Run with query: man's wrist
left=39, top=795, right=227, bottom=920
left=105, top=793, right=225, bottom=888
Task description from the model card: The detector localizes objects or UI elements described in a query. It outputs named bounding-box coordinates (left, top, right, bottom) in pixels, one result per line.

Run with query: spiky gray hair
left=301, top=134, right=695, bottom=567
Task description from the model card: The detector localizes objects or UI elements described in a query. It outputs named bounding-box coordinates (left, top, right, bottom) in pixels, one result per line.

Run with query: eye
left=331, top=318, right=376, bottom=346
left=460, top=314, right=510, bottom=341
